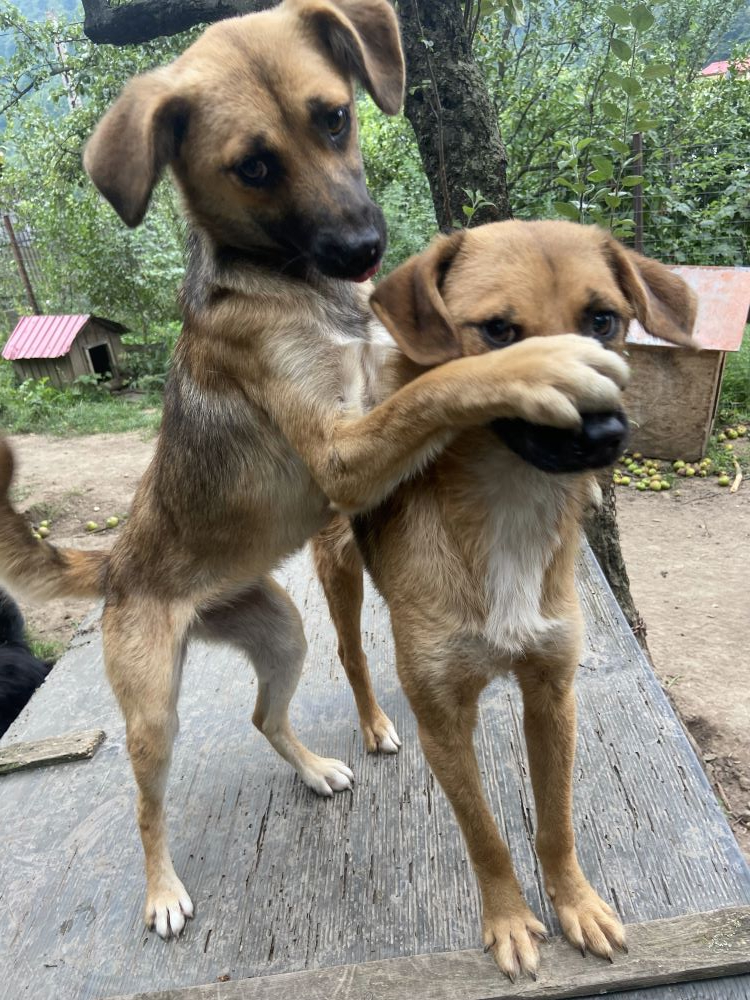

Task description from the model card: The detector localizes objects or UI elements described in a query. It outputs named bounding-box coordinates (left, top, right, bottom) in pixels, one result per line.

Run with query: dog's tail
left=0, top=438, right=108, bottom=601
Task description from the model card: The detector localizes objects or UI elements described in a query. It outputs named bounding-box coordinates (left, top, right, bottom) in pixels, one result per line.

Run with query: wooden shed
left=624, top=267, right=750, bottom=462
left=1, top=314, right=126, bottom=389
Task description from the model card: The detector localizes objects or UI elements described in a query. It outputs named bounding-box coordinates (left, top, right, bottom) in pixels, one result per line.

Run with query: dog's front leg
left=103, top=597, right=195, bottom=939
left=312, top=517, right=400, bottom=754
left=395, top=644, right=548, bottom=980
left=515, top=650, right=627, bottom=961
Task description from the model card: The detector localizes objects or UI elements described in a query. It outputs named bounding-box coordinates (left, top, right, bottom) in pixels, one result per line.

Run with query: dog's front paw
left=145, top=876, right=194, bottom=939
left=547, top=871, right=626, bottom=961
left=361, top=707, right=401, bottom=754
left=481, top=897, right=548, bottom=980
left=300, top=755, right=354, bottom=796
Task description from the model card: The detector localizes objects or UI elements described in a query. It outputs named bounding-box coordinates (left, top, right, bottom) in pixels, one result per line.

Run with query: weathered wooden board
left=107, top=905, right=750, bottom=1000
left=0, top=729, right=105, bottom=775
left=0, top=547, right=749, bottom=1000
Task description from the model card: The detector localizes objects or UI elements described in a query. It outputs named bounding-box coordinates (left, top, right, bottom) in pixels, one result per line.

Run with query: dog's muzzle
left=490, top=410, right=629, bottom=474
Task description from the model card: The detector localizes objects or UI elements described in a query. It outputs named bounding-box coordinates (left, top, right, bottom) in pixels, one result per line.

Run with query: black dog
left=0, top=590, right=53, bottom=737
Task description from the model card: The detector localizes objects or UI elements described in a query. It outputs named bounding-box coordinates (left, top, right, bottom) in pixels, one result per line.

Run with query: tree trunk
left=586, top=475, right=648, bottom=649
left=397, top=0, right=511, bottom=230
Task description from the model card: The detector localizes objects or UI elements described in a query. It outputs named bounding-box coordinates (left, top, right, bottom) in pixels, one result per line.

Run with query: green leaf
left=622, top=174, right=645, bottom=186
left=620, top=76, right=642, bottom=97
left=611, top=38, right=633, bottom=61
left=602, top=101, right=622, bottom=119
left=606, top=4, right=631, bottom=26
left=591, top=154, right=615, bottom=179
left=557, top=177, right=587, bottom=195
left=630, top=3, right=655, bottom=31
left=605, top=71, right=625, bottom=88
left=603, top=193, right=623, bottom=208
left=643, top=63, right=671, bottom=79
left=611, top=137, right=632, bottom=155
left=554, top=201, right=582, bottom=221
left=633, top=117, right=660, bottom=130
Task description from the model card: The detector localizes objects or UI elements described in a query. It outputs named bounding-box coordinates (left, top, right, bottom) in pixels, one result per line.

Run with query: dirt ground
left=7, top=431, right=750, bottom=858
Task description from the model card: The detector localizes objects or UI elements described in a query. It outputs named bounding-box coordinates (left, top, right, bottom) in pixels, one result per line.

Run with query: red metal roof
left=627, top=265, right=750, bottom=352
left=701, top=58, right=750, bottom=77
left=2, top=314, right=91, bottom=361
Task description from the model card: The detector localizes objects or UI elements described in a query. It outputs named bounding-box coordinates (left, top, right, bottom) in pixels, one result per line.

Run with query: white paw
left=374, top=719, right=402, bottom=754
left=362, top=710, right=402, bottom=755
left=301, top=756, right=354, bottom=796
left=145, top=879, right=194, bottom=939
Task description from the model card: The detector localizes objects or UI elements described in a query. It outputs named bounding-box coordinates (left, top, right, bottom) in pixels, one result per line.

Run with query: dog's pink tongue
left=351, top=261, right=381, bottom=283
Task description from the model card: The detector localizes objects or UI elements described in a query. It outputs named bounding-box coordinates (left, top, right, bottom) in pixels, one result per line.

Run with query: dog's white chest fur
left=474, top=450, right=573, bottom=659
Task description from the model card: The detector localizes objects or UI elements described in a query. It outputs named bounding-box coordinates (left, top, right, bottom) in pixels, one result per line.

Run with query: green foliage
left=121, top=321, right=181, bottom=390
left=719, top=326, right=750, bottom=419
left=0, top=366, right=162, bottom=435
left=0, top=6, right=194, bottom=332
left=357, top=97, right=436, bottom=270
left=474, top=0, right=749, bottom=265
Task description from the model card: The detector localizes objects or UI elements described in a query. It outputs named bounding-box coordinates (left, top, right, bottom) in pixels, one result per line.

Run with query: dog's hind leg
left=515, top=649, right=627, bottom=960
left=195, top=577, right=354, bottom=796
left=395, top=636, right=547, bottom=980
left=103, top=598, right=195, bottom=940
left=312, top=517, right=401, bottom=754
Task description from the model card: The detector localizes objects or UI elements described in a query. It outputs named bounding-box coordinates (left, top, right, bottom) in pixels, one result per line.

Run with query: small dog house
left=2, top=314, right=126, bottom=389
left=624, top=267, right=750, bottom=461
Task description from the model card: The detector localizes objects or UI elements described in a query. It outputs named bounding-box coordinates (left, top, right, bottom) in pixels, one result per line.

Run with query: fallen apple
left=106, top=516, right=119, bottom=529
left=717, top=475, right=730, bottom=487
left=86, top=521, right=99, bottom=532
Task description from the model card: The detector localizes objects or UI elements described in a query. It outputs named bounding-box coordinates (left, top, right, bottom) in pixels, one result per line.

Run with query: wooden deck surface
left=1, top=546, right=749, bottom=999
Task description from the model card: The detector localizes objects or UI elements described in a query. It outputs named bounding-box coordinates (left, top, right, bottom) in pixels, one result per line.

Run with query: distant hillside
left=712, top=1, right=750, bottom=59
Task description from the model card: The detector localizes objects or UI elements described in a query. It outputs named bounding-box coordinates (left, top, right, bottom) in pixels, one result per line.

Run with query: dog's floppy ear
left=298, top=0, right=405, bottom=115
left=370, top=232, right=466, bottom=366
left=606, top=235, right=697, bottom=347
left=83, top=70, right=189, bottom=228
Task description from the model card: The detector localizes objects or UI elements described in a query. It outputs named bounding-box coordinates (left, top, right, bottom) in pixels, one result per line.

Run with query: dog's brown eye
left=234, top=157, right=269, bottom=186
left=590, top=311, right=619, bottom=341
left=481, top=318, right=520, bottom=349
left=326, top=107, right=349, bottom=138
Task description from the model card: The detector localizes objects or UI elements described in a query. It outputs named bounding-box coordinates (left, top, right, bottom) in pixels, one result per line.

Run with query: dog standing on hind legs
left=315, top=220, right=696, bottom=978
left=0, top=1, right=629, bottom=943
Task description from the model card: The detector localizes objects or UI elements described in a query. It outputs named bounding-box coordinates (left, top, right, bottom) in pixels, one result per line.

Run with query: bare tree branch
left=81, top=0, right=272, bottom=46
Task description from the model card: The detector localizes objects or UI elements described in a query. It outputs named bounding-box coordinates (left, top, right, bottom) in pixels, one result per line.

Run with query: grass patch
left=719, top=324, right=750, bottom=425
left=26, top=632, right=65, bottom=663
left=0, top=366, right=162, bottom=436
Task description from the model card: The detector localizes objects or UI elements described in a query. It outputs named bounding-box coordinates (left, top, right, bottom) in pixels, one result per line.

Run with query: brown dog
left=316, top=221, right=696, bottom=979
left=0, top=4, right=630, bottom=942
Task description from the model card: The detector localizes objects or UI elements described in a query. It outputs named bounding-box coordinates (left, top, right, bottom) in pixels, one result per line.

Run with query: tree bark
left=82, top=0, right=265, bottom=45
left=396, top=0, right=511, bottom=229
left=586, top=475, right=648, bottom=649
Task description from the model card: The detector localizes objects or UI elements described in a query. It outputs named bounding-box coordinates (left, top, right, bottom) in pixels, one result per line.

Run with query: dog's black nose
left=490, top=410, right=629, bottom=473
left=311, top=227, right=384, bottom=281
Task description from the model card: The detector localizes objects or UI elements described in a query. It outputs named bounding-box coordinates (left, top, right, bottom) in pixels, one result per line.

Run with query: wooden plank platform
left=1, top=546, right=749, bottom=1000
left=109, top=906, right=750, bottom=1000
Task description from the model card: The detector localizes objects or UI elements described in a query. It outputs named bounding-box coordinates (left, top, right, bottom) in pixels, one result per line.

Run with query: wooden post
left=632, top=132, right=644, bottom=254
left=3, top=214, right=40, bottom=314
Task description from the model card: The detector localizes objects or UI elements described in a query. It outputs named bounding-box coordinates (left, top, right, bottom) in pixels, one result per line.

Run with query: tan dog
left=0, top=4, right=630, bottom=942
left=316, top=221, right=696, bottom=979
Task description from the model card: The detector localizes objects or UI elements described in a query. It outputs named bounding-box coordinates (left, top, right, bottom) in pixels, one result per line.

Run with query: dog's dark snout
left=312, top=226, right=385, bottom=280
left=581, top=411, right=628, bottom=450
